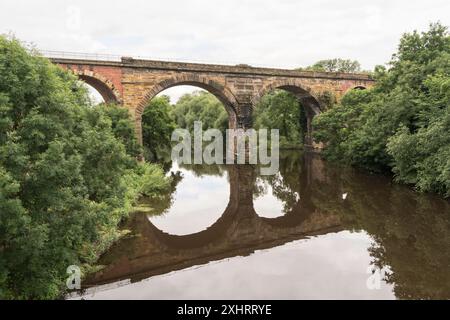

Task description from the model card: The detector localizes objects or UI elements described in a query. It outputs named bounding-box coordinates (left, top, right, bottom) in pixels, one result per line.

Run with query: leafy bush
left=141, top=95, right=176, bottom=161
left=170, top=91, right=229, bottom=132
left=0, top=36, right=170, bottom=299
left=124, top=162, right=171, bottom=199
left=253, top=90, right=306, bottom=148
left=313, top=23, right=450, bottom=196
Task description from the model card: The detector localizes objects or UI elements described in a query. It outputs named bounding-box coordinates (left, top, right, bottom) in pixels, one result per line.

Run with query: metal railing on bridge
left=39, top=50, right=278, bottom=68
left=40, top=50, right=123, bottom=62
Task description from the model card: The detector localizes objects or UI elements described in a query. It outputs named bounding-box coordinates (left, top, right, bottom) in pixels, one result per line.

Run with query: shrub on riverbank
left=313, top=23, right=450, bottom=197
left=0, top=36, right=170, bottom=299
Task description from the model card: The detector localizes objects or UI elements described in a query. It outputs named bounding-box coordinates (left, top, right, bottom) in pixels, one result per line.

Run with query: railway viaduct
left=49, top=54, right=374, bottom=147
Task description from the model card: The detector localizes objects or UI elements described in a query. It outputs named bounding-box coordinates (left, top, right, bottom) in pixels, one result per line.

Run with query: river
left=72, top=151, right=450, bottom=300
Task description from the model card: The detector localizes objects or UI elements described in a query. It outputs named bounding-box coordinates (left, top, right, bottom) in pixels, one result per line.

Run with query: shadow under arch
left=252, top=81, right=323, bottom=146
left=73, top=70, right=121, bottom=104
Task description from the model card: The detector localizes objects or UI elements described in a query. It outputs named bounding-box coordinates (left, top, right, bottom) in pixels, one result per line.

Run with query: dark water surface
left=74, top=151, right=450, bottom=299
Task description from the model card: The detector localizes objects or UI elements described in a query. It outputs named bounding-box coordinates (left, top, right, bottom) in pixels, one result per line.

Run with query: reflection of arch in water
left=146, top=164, right=319, bottom=249
left=84, top=160, right=342, bottom=286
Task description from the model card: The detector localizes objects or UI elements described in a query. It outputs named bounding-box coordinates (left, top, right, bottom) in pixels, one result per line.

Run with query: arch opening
left=136, top=78, right=238, bottom=123
left=78, top=75, right=119, bottom=104
left=252, top=84, right=322, bottom=148
left=137, top=78, right=239, bottom=161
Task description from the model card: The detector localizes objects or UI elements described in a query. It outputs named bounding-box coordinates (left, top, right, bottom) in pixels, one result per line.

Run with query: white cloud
left=1, top=0, right=449, bottom=98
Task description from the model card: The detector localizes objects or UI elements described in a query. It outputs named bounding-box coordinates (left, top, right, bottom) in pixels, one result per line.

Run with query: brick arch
left=135, top=75, right=239, bottom=119
left=73, top=70, right=122, bottom=104
left=252, top=80, right=323, bottom=147
left=252, top=80, right=322, bottom=115
left=134, top=75, right=240, bottom=146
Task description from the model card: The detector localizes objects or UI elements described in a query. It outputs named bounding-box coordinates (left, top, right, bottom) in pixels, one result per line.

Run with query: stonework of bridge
left=50, top=56, right=374, bottom=147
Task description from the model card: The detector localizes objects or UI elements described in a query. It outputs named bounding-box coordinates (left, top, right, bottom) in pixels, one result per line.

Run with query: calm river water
left=73, top=151, right=450, bottom=300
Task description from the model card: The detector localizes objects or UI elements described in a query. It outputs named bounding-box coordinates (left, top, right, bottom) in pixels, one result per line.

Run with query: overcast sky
left=1, top=0, right=449, bottom=101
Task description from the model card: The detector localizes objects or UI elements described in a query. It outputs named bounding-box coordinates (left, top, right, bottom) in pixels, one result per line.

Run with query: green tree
left=387, top=74, right=450, bottom=196
left=253, top=90, right=306, bottom=148
left=313, top=23, right=450, bottom=196
left=141, top=95, right=176, bottom=161
left=0, top=36, right=169, bottom=299
left=300, top=58, right=362, bottom=73
left=97, top=103, right=142, bottom=158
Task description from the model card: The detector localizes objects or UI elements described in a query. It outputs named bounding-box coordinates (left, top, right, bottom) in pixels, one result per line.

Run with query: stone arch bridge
left=49, top=54, right=374, bottom=147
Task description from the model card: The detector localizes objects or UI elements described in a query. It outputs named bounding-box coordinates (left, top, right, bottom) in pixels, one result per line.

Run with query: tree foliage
left=253, top=90, right=306, bottom=148
left=147, top=89, right=308, bottom=151
left=170, top=91, right=228, bottom=132
left=0, top=36, right=169, bottom=299
left=97, top=103, right=142, bottom=158
left=141, top=95, right=176, bottom=161
left=300, top=58, right=362, bottom=73
left=313, top=23, right=450, bottom=196
left=141, top=91, right=229, bottom=161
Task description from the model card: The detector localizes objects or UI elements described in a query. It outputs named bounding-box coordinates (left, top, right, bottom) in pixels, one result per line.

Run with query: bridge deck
left=47, top=55, right=373, bottom=81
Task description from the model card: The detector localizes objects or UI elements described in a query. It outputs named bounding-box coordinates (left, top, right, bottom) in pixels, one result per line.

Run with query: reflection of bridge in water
left=85, top=156, right=343, bottom=287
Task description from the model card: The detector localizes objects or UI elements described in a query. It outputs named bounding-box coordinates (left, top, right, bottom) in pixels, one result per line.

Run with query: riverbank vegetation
left=141, top=58, right=369, bottom=155
left=0, top=36, right=171, bottom=299
left=313, top=23, right=450, bottom=197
